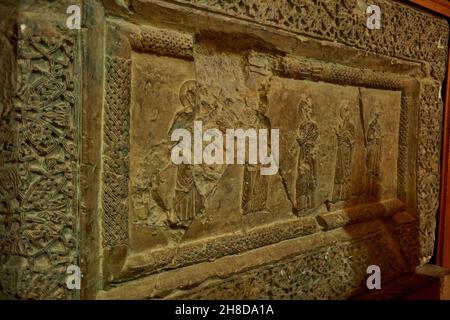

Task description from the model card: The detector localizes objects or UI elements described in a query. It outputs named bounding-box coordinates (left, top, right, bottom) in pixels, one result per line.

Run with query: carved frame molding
left=98, top=17, right=438, bottom=288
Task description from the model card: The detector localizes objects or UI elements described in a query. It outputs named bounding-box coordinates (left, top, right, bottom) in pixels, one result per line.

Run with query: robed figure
left=295, top=95, right=319, bottom=213
left=332, top=102, right=355, bottom=202
left=170, top=80, right=203, bottom=227
left=366, top=111, right=382, bottom=197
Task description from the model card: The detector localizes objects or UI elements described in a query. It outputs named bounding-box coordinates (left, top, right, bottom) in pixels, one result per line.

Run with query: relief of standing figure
left=366, top=110, right=382, bottom=197
left=332, top=101, right=355, bottom=202
left=242, top=163, right=269, bottom=215
left=170, top=80, right=204, bottom=227
left=294, top=95, right=319, bottom=214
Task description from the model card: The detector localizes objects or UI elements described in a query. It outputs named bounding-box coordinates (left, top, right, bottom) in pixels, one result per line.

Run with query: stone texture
left=352, top=264, right=450, bottom=300
left=0, top=1, right=81, bottom=299
left=0, top=0, right=448, bottom=299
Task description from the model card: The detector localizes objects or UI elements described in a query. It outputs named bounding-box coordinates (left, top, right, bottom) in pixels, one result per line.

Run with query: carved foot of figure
left=366, top=177, right=380, bottom=199
left=332, top=184, right=343, bottom=202
left=296, top=194, right=318, bottom=216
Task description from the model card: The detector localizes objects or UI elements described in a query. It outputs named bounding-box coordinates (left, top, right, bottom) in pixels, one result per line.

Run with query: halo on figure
left=179, top=80, right=198, bottom=109
left=339, top=100, right=351, bottom=119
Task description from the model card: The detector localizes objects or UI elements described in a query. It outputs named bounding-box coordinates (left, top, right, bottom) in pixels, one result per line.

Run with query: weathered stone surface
left=0, top=0, right=448, bottom=299
left=0, top=1, right=81, bottom=299
left=352, top=264, right=450, bottom=300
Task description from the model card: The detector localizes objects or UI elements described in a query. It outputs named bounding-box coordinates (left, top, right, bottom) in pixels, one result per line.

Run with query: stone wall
left=0, top=0, right=448, bottom=299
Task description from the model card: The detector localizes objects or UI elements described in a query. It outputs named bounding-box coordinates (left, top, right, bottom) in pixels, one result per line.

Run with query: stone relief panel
left=267, top=79, right=401, bottom=214
left=126, top=40, right=296, bottom=260
left=96, top=20, right=446, bottom=300
left=129, top=53, right=196, bottom=251
left=99, top=22, right=418, bottom=287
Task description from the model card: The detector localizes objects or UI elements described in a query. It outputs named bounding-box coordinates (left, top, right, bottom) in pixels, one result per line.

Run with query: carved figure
left=241, top=70, right=271, bottom=216
left=294, top=95, right=319, bottom=213
left=332, top=101, right=355, bottom=202
left=171, top=80, right=203, bottom=226
left=365, top=110, right=382, bottom=197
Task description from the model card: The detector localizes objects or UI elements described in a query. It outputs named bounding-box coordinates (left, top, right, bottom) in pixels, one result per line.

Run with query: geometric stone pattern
left=102, top=56, right=131, bottom=248
left=129, top=26, right=193, bottom=59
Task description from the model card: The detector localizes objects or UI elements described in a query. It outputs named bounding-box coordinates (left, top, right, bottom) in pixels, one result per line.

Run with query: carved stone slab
left=0, top=0, right=448, bottom=299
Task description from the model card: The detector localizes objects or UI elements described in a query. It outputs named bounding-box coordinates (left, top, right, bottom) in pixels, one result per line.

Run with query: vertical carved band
left=397, top=94, right=410, bottom=201
left=417, top=82, right=442, bottom=260
left=102, top=56, right=131, bottom=248
left=0, top=28, right=79, bottom=299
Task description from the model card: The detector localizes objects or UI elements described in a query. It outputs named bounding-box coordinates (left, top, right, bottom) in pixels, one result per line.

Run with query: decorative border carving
left=101, top=56, right=131, bottom=248
left=121, top=199, right=404, bottom=280
left=170, top=0, right=448, bottom=78
left=172, top=230, right=405, bottom=299
left=97, top=221, right=407, bottom=299
left=417, top=81, right=443, bottom=260
left=398, top=93, right=411, bottom=199
left=280, top=57, right=405, bottom=90
left=122, top=216, right=318, bottom=280
left=0, top=26, right=80, bottom=299
left=127, top=26, right=193, bottom=59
